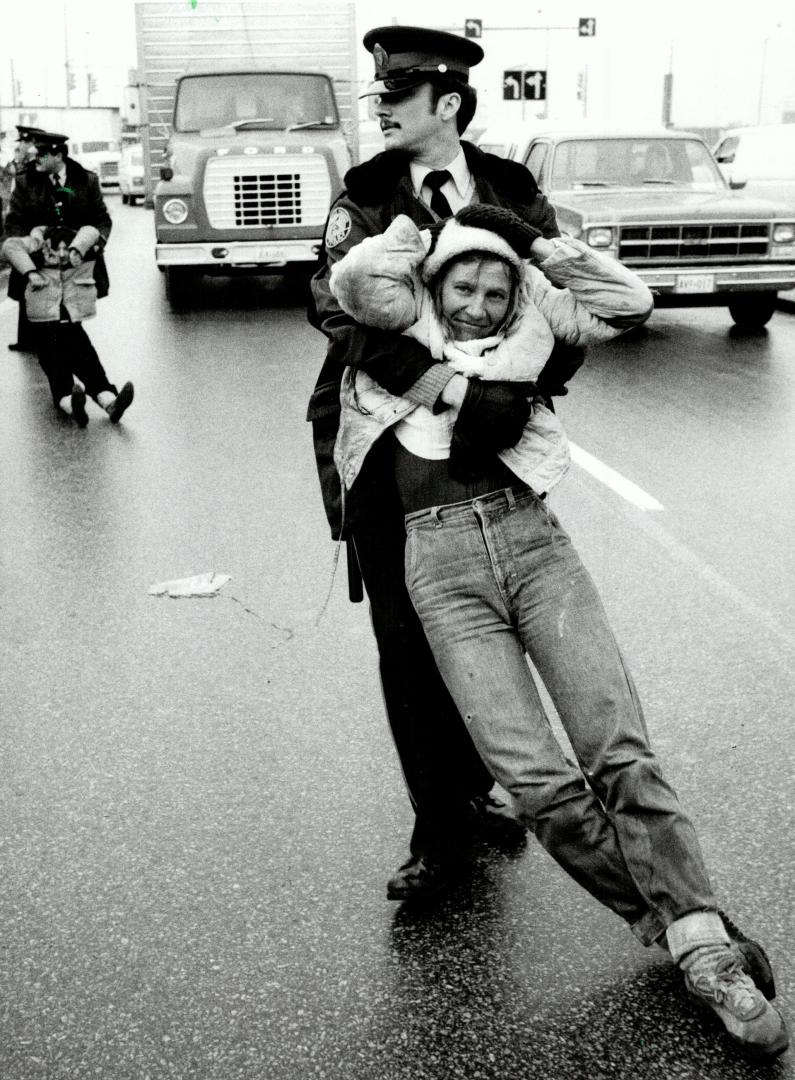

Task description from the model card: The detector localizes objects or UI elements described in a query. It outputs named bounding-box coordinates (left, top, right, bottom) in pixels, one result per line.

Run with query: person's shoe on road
left=70, top=386, right=89, bottom=428
left=718, top=909, right=776, bottom=1001
left=681, top=944, right=788, bottom=1057
left=387, top=854, right=458, bottom=902
left=469, top=791, right=527, bottom=852
left=104, top=381, right=134, bottom=424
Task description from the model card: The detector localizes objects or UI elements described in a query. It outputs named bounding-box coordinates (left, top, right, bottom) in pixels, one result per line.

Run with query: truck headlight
left=586, top=227, right=614, bottom=248
left=773, top=223, right=795, bottom=244
left=162, top=198, right=189, bottom=224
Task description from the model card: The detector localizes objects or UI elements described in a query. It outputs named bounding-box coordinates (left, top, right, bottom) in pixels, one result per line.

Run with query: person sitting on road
left=328, top=203, right=789, bottom=1060
left=1, top=130, right=134, bottom=428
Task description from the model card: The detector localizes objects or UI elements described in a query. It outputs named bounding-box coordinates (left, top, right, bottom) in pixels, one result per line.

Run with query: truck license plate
left=675, top=273, right=715, bottom=294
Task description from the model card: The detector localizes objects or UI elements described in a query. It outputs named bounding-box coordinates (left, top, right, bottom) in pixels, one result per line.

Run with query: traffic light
left=88, top=73, right=97, bottom=94
left=67, top=71, right=77, bottom=91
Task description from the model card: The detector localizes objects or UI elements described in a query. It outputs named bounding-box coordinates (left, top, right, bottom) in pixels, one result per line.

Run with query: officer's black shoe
left=106, top=381, right=134, bottom=424
left=469, top=791, right=527, bottom=853
left=720, top=909, right=777, bottom=1001
left=8, top=342, right=32, bottom=352
left=71, top=387, right=89, bottom=428
left=387, top=854, right=458, bottom=902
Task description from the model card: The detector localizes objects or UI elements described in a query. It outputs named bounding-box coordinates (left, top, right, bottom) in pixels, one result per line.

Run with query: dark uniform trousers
left=34, top=311, right=116, bottom=405
left=349, top=435, right=495, bottom=861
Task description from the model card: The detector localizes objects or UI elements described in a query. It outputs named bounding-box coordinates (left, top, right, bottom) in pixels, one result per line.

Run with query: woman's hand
left=439, top=372, right=469, bottom=409
left=27, top=270, right=47, bottom=290
left=529, top=236, right=556, bottom=261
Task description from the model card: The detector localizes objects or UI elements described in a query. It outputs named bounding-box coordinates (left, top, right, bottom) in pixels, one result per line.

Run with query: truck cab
left=154, top=70, right=352, bottom=305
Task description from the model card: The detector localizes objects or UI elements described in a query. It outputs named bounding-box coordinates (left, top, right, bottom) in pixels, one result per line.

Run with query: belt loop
left=505, top=487, right=516, bottom=511
left=430, top=506, right=442, bottom=528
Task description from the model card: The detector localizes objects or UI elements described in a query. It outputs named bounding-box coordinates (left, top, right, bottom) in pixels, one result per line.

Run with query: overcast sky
left=1, top=0, right=793, bottom=130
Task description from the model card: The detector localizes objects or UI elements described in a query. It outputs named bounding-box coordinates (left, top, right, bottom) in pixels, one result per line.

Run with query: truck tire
left=728, top=292, right=777, bottom=329
left=164, top=267, right=197, bottom=309
left=121, top=192, right=129, bottom=205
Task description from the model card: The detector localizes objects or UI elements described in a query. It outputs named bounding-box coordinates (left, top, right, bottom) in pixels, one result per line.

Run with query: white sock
left=97, top=390, right=115, bottom=410
left=59, top=395, right=73, bottom=414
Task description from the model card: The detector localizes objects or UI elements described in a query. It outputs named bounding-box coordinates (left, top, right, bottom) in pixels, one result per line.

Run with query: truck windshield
left=174, top=73, right=338, bottom=132
left=549, top=138, right=726, bottom=192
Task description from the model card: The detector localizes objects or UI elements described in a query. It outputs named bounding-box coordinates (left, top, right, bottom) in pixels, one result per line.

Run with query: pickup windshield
left=174, top=73, right=338, bottom=133
left=549, top=138, right=726, bottom=192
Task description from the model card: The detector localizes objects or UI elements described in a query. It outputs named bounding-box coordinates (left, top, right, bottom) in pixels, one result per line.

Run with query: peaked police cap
left=361, top=24, right=484, bottom=98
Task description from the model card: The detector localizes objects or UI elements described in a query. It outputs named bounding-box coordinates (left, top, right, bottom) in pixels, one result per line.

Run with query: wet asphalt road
left=1, top=200, right=794, bottom=1080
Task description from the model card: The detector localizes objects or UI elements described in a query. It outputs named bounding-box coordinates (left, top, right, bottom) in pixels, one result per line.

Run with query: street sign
left=503, top=69, right=546, bottom=101
left=523, top=70, right=546, bottom=101
left=464, top=19, right=482, bottom=38
left=579, top=17, right=596, bottom=36
left=503, top=69, right=547, bottom=101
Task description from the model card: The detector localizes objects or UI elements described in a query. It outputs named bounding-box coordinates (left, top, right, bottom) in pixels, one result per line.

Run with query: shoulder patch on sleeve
left=325, top=207, right=352, bottom=249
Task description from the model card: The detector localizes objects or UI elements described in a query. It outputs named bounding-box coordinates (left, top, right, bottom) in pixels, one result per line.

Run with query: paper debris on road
left=148, top=572, right=232, bottom=598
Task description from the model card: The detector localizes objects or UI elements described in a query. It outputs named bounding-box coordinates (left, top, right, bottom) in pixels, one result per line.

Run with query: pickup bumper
left=155, top=239, right=322, bottom=268
left=632, top=264, right=795, bottom=294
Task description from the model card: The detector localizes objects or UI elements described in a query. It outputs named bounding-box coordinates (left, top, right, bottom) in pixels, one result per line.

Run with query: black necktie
left=424, top=170, right=453, bottom=219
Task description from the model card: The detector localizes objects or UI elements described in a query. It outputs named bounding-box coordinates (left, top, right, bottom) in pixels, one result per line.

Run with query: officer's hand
left=453, top=379, right=535, bottom=454
left=67, top=247, right=83, bottom=267
left=27, top=270, right=47, bottom=290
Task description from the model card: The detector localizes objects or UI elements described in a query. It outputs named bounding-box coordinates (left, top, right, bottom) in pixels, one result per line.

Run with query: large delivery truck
left=133, top=0, right=358, bottom=305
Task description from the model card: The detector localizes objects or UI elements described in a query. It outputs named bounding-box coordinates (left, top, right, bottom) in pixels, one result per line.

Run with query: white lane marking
left=569, top=441, right=664, bottom=512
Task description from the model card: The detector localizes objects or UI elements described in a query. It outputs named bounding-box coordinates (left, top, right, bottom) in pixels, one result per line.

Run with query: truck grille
left=203, top=154, right=332, bottom=229
left=618, top=223, right=770, bottom=261
left=100, top=161, right=119, bottom=178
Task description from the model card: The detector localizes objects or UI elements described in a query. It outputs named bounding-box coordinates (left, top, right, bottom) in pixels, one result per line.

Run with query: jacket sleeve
left=0, top=234, right=38, bottom=275
left=310, top=196, right=448, bottom=405
left=83, top=172, right=112, bottom=248
left=527, top=238, right=654, bottom=346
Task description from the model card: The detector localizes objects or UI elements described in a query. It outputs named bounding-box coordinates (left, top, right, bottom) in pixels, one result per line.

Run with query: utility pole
left=63, top=3, right=72, bottom=106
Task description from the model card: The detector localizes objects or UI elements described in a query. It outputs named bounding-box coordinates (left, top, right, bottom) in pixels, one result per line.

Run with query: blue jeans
left=404, top=487, right=718, bottom=946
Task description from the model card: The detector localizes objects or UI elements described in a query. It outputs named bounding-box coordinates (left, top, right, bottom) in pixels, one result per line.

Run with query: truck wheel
left=121, top=192, right=129, bottom=205
left=728, top=292, right=777, bottom=329
left=164, top=267, right=197, bottom=309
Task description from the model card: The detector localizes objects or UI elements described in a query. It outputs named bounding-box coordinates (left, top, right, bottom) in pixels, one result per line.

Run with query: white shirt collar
left=411, top=146, right=471, bottom=200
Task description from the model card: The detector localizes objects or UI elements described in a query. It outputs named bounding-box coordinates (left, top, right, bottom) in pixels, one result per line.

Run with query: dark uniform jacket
left=3, top=157, right=111, bottom=302
left=307, top=140, right=584, bottom=538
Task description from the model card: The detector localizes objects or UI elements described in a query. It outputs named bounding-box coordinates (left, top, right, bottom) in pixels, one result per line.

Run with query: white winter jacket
left=330, top=215, right=653, bottom=496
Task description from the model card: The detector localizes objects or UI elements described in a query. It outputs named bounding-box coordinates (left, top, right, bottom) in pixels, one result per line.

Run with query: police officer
left=3, top=130, right=134, bottom=425
left=307, top=26, right=583, bottom=901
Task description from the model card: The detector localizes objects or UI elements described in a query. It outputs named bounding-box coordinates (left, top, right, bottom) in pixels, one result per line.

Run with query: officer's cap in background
left=31, top=130, right=69, bottom=155
left=361, top=25, right=484, bottom=98
left=16, top=125, right=47, bottom=143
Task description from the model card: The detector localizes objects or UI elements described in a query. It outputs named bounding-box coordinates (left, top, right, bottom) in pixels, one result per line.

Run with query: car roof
left=480, top=125, right=701, bottom=140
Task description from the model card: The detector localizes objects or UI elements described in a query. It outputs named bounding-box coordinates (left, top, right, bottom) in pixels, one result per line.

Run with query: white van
left=118, top=143, right=145, bottom=205
left=713, top=125, right=795, bottom=207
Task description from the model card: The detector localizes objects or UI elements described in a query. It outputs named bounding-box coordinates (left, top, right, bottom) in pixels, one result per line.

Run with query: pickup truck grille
left=100, top=161, right=119, bottom=178
left=618, top=223, right=770, bottom=261
left=203, top=154, right=332, bottom=229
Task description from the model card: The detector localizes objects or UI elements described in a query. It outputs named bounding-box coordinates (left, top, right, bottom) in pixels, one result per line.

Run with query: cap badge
left=373, top=43, right=388, bottom=74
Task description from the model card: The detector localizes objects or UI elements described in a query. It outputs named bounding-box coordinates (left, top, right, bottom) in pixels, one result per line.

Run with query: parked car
left=71, top=139, right=121, bottom=191
left=477, top=125, right=795, bottom=327
left=713, top=124, right=795, bottom=208
left=118, top=143, right=145, bottom=205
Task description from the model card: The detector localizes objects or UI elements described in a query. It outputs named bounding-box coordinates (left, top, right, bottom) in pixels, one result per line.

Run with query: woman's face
left=439, top=256, right=513, bottom=341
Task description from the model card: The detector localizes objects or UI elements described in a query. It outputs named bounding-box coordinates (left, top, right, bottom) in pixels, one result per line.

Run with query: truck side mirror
left=729, top=175, right=747, bottom=190
left=160, top=166, right=174, bottom=181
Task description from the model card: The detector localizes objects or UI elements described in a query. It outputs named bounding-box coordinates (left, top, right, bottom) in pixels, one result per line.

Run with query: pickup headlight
left=162, top=198, right=189, bottom=225
left=586, top=227, right=615, bottom=248
left=772, top=223, right=795, bottom=244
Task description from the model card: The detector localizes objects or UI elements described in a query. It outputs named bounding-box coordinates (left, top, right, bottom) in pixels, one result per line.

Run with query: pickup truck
left=478, top=126, right=795, bottom=328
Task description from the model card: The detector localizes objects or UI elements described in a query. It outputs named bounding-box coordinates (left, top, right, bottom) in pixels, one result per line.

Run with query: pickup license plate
left=675, top=273, right=715, bottom=294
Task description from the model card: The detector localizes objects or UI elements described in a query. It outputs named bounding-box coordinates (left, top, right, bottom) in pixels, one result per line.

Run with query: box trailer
left=133, top=0, right=358, bottom=305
